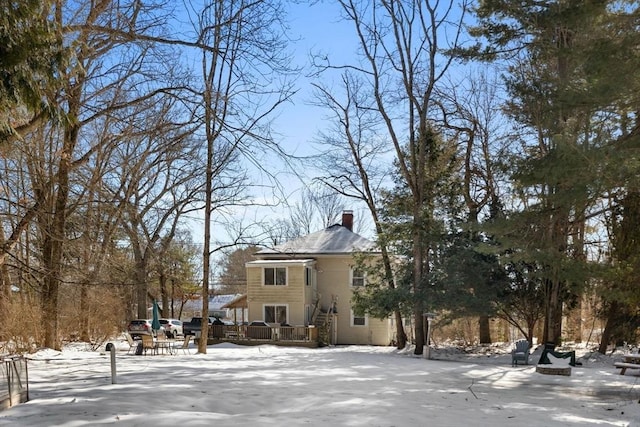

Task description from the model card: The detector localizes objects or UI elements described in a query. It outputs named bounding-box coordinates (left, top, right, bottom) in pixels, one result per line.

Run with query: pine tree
left=352, top=125, right=462, bottom=340
left=0, top=0, right=66, bottom=141
left=469, top=0, right=640, bottom=346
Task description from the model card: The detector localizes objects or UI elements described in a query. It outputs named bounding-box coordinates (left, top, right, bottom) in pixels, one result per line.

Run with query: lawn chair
left=178, top=335, right=192, bottom=355
left=511, top=339, right=530, bottom=366
left=538, top=341, right=580, bottom=366
left=141, top=334, right=157, bottom=355
left=124, top=332, right=137, bottom=355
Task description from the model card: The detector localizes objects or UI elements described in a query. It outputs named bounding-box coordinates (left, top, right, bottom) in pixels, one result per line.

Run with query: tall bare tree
left=312, top=71, right=408, bottom=348
left=313, top=0, right=467, bottom=354
left=19, top=0, right=188, bottom=348
left=187, top=0, right=296, bottom=353
left=107, top=96, right=201, bottom=320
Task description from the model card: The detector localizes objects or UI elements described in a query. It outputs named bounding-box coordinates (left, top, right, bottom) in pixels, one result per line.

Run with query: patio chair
left=124, top=332, right=137, bottom=355
left=538, top=342, right=580, bottom=366
left=178, top=335, right=192, bottom=355
left=141, top=334, right=157, bottom=355
left=511, top=339, right=530, bottom=366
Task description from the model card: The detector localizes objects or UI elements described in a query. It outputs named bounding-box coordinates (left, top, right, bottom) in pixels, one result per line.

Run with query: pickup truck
left=182, top=317, right=224, bottom=336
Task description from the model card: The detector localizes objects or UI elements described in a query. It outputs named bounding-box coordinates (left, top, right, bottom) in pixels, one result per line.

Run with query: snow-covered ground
left=1, top=339, right=639, bottom=426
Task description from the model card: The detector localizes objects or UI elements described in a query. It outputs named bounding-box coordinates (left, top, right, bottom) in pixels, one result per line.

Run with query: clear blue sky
left=224, top=2, right=368, bottom=234
left=276, top=1, right=357, bottom=156
left=190, top=1, right=472, bottom=245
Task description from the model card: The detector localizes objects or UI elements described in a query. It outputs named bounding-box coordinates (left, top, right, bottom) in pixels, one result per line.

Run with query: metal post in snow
left=106, top=343, right=117, bottom=384
left=424, top=313, right=436, bottom=360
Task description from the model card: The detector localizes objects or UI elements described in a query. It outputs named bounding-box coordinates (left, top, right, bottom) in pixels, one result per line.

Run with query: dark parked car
left=247, top=320, right=272, bottom=340
left=183, top=316, right=225, bottom=337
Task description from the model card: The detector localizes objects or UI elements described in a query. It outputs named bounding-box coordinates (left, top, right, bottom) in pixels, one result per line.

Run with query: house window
left=264, top=305, right=288, bottom=324
left=351, top=309, right=367, bottom=327
left=351, top=267, right=365, bottom=287
left=264, top=267, right=287, bottom=286
left=305, top=267, right=312, bottom=287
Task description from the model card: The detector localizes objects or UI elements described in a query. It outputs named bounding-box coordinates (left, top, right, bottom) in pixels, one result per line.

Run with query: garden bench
left=614, top=362, right=640, bottom=375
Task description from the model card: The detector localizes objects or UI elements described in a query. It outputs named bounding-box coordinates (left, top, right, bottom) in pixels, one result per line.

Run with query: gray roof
left=257, top=224, right=377, bottom=256
left=182, top=294, right=243, bottom=312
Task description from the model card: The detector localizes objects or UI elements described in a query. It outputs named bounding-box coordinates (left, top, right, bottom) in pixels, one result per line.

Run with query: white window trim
left=305, top=267, right=313, bottom=287
left=350, top=309, right=368, bottom=327
left=263, top=304, right=289, bottom=324
left=350, top=267, right=365, bottom=288
left=305, top=304, right=311, bottom=326
left=263, top=266, right=287, bottom=286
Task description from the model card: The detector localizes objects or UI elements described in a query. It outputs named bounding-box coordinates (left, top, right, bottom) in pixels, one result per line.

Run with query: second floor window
left=351, top=268, right=365, bottom=287
left=264, top=267, right=287, bottom=286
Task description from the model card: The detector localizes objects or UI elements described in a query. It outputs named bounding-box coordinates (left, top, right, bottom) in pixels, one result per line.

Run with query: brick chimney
left=342, top=210, right=353, bottom=231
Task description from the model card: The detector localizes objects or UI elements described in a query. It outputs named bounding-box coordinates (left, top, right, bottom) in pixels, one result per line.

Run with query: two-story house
left=245, top=211, right=393, bottom=345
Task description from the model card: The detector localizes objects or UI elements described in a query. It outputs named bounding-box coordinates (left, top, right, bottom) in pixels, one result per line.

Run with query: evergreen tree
left=0, top=0, right=66, bottom=141
left=469, top=0, right=640, bottom=346
left=433, top=222, right=509, bottom=340
left=354, top=124, right=514, bottom=346
left=352, top=125, right=462, bottom=338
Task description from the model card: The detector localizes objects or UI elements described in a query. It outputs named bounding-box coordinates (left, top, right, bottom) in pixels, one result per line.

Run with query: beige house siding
left=314, top=256, right=391, bottom=346
left=246, top=263, right=310, bottom=325
left=314, top=257, right=350, bottom=313
left=246, top=218, right=393, bottom=346
left=334, top=316, right=391, bottom=345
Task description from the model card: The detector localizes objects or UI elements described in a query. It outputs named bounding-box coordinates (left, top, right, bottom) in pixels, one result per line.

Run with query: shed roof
left=181, top=293, right=243, bottom=312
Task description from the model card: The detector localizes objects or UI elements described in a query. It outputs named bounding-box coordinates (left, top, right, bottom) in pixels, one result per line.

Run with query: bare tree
left=312, top=71, right=409, bottom=348
left=101, top=95, right=201, bottom=319
left=310, top=186, right=345, bottom=229
left=289, top=189, right=317, bottom=237
left=15, top=0, right=192, bottom=348
left=435, top=69, right=509, bottom=343
left=38, top=0, right=155, bottom=349
left=186, top=0, right=297, bottom=353
left=313, top=0, right=467, bottom=354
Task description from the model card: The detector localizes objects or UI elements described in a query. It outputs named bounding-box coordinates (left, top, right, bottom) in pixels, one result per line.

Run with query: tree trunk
left=412, top=178, right=426, bottom=355
left=135, top=259, right=148, bottom=319
left=413, top=305, right=425, bottom=354
left=598, top=301, right=619, bottom=354
left=543, top=277, right=563, bottom=346
left=159, top=272, right=168, bottom=318
left=394, top=311, right=407, bottom=348
left=80, top=284, right=90, bottom=342
left=553, top=294, right=563, bottom=344
left=42, top=103, right=79, bottom=350
left=478, top=315, right=491, bottom=344
left=0, top=226, right=10, bottom=326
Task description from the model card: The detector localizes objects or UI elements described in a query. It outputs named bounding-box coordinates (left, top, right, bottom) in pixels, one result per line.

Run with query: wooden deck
left=199, top=325, right=319, bottom=348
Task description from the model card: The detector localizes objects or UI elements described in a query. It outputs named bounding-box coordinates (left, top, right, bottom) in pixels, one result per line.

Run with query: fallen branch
left=468, top=379, right=478, bottom=399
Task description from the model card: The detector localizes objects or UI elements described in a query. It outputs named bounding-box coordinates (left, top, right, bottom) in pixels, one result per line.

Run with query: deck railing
left=207, top=324, right=317, bottom=344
